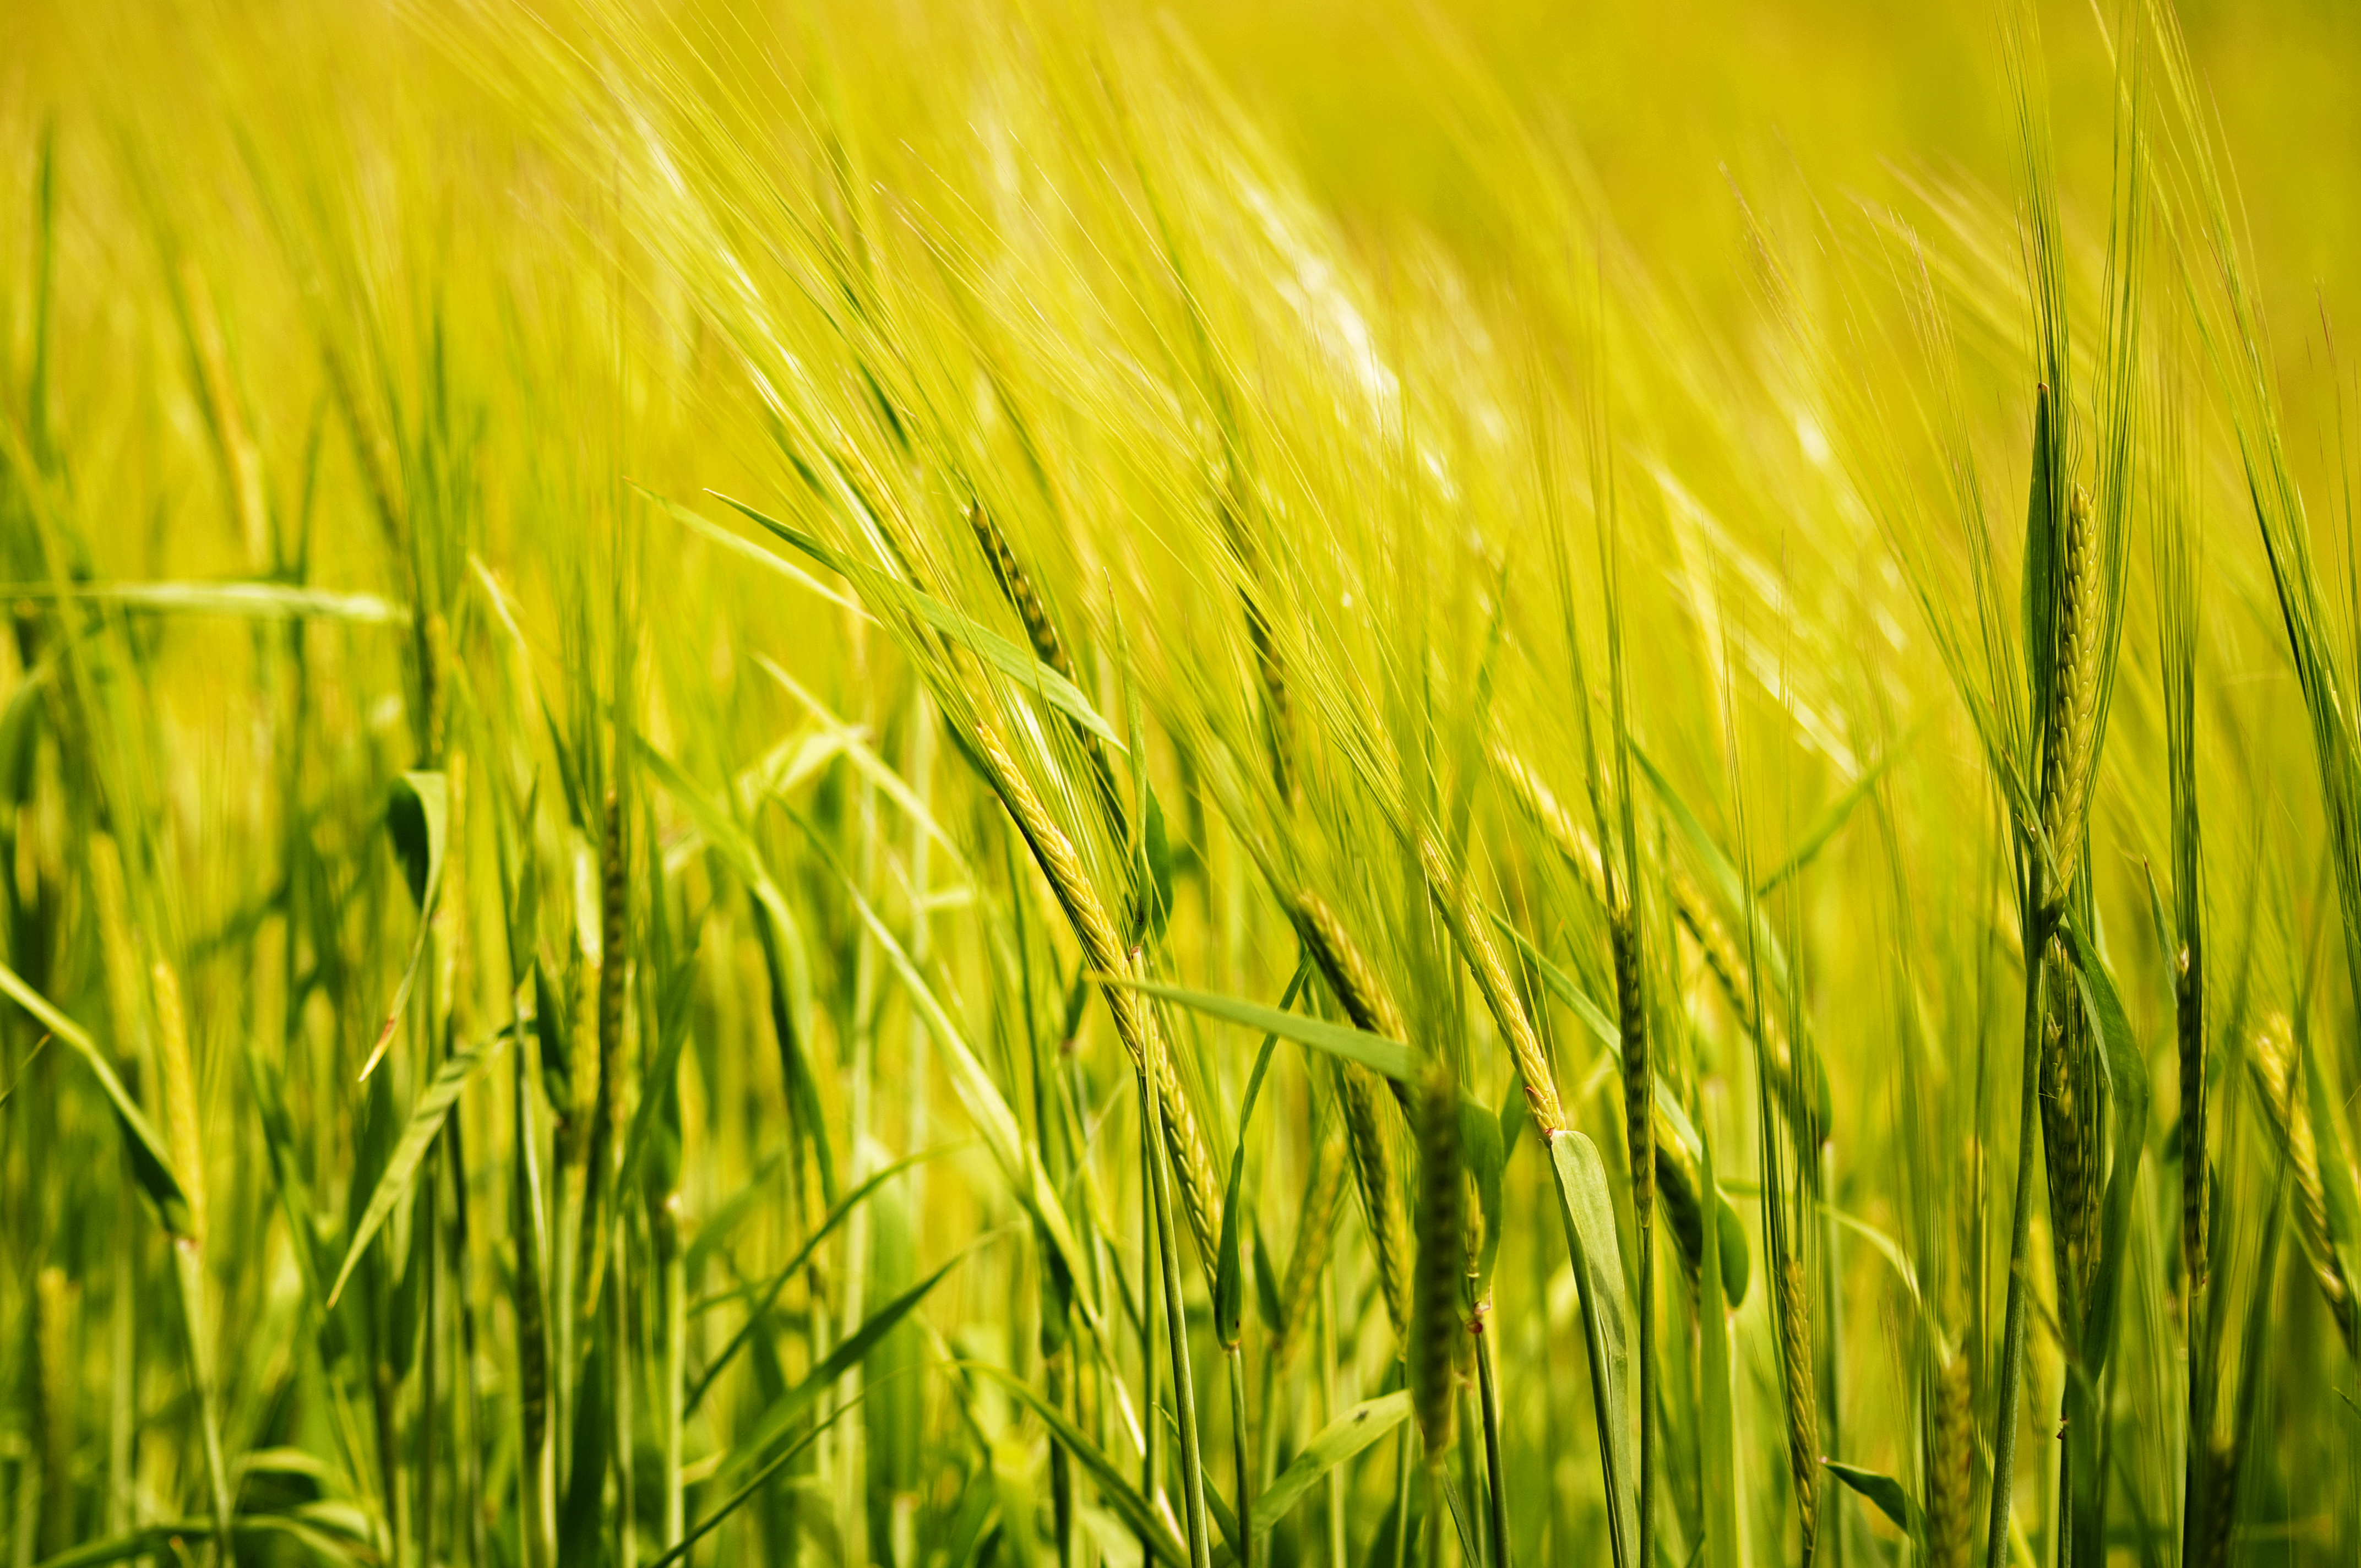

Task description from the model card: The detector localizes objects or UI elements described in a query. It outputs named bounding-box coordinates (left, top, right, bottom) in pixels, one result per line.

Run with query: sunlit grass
left=2, top=2, right=2358, bottom=1566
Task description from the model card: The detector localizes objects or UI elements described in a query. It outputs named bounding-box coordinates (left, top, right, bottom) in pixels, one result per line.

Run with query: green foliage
left=4, top=3, right=2359, bottom=1566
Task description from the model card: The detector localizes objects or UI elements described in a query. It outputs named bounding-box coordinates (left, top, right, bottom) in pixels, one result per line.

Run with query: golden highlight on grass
left=5, top=3, right=2357, bottom=1565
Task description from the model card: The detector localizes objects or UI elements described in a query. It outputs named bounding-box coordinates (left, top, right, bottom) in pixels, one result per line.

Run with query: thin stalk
left=422, top=1159, right=442, bottom=1567
left=449, top=1111, right=487, bottom=1568
left=1323, top=1265, right=1347, bottom=1567
left=1143, top=1091, right=1163, bottom=1567
left=614, top=1213, right=635, bottom=1568
left=1392, top=1423, right=1413, bottom=1568
left=663, top=1216, right=687, bottom=1551
left=515, top=1044, right=555, bottom=1568
left=1985, top=914, right=2050, bottom=1568
left=1144, top=1050, right=1215, bottom=1568
left=839, top=758, right=878, bottom=1568
left=1229, top=1349, right=1254, bottom=1568
left=1637, top=1219, right=1654, bottom=1568
left=1477, top=1316, right=1509, bottom=1567
left=172, top=1242, right=234, bottom=1567
left=107, top=1161, right=136, bottom=1537
left=1424, top=1460, right=1446, bottom=1567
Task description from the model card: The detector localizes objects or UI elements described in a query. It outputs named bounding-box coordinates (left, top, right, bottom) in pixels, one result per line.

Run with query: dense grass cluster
left=3, top=2, right=2359, bottom=1565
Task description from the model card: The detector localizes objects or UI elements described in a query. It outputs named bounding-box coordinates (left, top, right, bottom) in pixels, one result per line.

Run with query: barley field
left=3, top=2, right=2358, bottom=1565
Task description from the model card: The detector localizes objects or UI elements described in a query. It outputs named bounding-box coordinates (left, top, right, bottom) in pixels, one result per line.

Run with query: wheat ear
left=1925, top=1347, right=1974, bottom=1568
left=973, top=720, right=1225, bottom=1262
left=1410, top=1064, right=1465, bottom=1456
left=1416, top=838, right=1567, bottom=1136
left=966, top=500, right=1126, bottom=839
left=1277, top=1121, right=1351, bottom=1360
left=1778, top=1256, right=1821, bottom=1560
left=2038, top=483, right=2103, bottom=902
left=2249, top=1012, right=2357, bottom=1347
left=1493, top=737, right=1811, bottom=1138
left=2177, top=945, right=2207, bottom=1292
left=1291, top=892, right=1417, bottom=1341
left=2038, top=945, right=2099, bottom=1311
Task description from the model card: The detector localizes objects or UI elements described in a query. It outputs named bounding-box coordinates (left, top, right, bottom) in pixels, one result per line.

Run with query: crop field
left=4, top=1, right=2361, bottom=1565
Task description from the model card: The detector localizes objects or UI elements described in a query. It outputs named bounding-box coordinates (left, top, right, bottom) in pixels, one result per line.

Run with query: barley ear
left=1415, top=840, right=1566, bottom=1135
left=1292, top=889, right=1413, bottom=1123
left=1277, top=1122, right=1351, bottom=1360
left=1334, top=1056, right=1416, bottom=1347
left=1410, top=1062, right=1464, bottom=1456
left=2038, top=482, right=2103, bottom=903
left=1925, top=1347, right=1974, bottom=1568
left=973, top=718, right=1225, bottom=1261
left=966, top=499, right=1126, bottom=840
left=2249, top=1014, right=2357, bottom=1346
left=1777, top=1256, right=1820, bottom=1560
left=1612, top=913, right=1652, bottom=1223
left=2037, top=944, right=2099, bottom=1313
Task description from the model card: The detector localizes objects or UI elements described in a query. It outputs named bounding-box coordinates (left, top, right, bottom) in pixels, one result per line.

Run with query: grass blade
left=327, top=1026, right=512, bottom=1306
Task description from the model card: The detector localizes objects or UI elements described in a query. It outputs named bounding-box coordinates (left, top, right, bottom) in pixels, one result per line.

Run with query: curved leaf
left=1823, top=1458, right=1918, bottom=1533
left=328, top=1026, right=511, bottom=1306
left=0, top=957, right=192, bottom=1237
left=358, top=770, right=449, bottom=1082
left=1547, top=1128, right=1638, bottom=1568
left=1100, top=975, right=1416, bottom=1083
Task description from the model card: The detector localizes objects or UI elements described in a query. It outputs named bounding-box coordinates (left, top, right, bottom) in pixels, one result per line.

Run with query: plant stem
left=1230, top=1347, right=1254, bottom=1568
left=1477, top=1314, right=1509, bottom=1567
left=1638, top=1218, right=1653, bottom=1568
left=1324, top=1266, right=1347, bottom=1567
left=1143, top=1091, right=1163, bottom=1566
left=663, top=1217, right=686, bottom=1551
left=1144, top=1052, right=1215, bottom=1568
left=1985, top=919, right=2050, bottom=1568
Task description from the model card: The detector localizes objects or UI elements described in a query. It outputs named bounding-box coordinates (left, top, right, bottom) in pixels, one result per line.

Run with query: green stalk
left=172, top=1241, right=235, bottom=1567
left=515, top=1044, right=555, bottom=1568
left=422, top=1153, right=442, bottom=1567
left=613, top=1213, right=636, bottom=1568
left=1392, top=1423, right=1413, bottom=1568
left=1636, top=1217, right=1654, bottom=1568
left=1984, top=912, right=2050, bottom=1568
left=662, top=1208, right=687, bottom=1552
left=1142, top=1092, right=1163, bottom=1567
left=1323, top=1267, right=1347, bottom=1567
left=1423, top=1458, right=1446, bottom=1568
left=1476, top=1318, right=1509, bottom=1567
left=1144, top=1050, right=1215, bottom=1568
left=1228, top=1349, right=1254, bottom=1568
left=108, top=1163, right=137, bottom=1537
